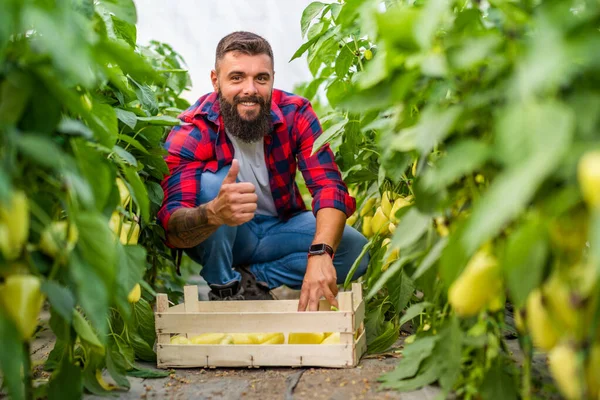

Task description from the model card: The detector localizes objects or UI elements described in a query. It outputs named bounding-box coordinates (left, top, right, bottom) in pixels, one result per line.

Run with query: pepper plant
left=295, top=0, right=600, bottom=398
left=0, top=0, right=193, bottom=398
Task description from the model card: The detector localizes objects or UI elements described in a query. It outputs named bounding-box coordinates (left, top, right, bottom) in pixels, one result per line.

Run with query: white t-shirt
left=225, top=130, right=278, bottom=216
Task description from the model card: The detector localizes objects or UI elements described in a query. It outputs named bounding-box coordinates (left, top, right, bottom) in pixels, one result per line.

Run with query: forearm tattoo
left=166, top=205, right=219, bottom=248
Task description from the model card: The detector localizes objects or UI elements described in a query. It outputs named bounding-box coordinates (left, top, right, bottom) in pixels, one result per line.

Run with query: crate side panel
left=155, top=311, right=353, bottom=334
left=157, top=344, right=353, bottom=368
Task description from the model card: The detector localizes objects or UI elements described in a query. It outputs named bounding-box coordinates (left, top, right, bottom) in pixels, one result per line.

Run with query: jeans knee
left=199, top=166, right=231, bottom=204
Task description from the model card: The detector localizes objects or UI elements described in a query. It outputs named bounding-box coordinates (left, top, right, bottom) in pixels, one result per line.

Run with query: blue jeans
left=184, top=166, right=370, bottom=289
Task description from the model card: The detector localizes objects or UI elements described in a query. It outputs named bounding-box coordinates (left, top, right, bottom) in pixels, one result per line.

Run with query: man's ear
left=210, top=69, right=218, bottom=92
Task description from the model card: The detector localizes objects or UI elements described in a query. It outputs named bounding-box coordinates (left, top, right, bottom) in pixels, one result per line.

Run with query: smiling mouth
left=239, top=102, right=258, bottom=107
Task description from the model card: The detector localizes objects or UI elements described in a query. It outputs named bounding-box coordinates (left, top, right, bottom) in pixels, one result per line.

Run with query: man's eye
left=257, top=76, right=268, bottom=82
left=231, top=76, right=241, bottom=81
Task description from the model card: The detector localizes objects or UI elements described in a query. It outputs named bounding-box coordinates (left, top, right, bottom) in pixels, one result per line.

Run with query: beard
left=218, top=90, right=272, bottom=143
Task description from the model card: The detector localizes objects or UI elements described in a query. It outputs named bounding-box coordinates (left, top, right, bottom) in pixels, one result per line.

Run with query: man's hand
left=208, top=159, right=258, bottom=226
left=298, top=255, right=339, bottom=311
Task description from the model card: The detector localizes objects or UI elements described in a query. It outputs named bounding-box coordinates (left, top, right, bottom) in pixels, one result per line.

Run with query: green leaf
left=0, top=71, right=32, bottom=125
left=380, top=355, right=440, bottom=391
left=72, top=218, right=113, bottom=337
left=118, top=134, right=149, bottom=155
left=436, top=317, right=462, bottom=391
left=0, top=313, right=25, bottom=400
left=399, top=302, right=433, bottom=327
left=367, top=320, right=399, bottom=354
left=115, top=108, right=137, bottom=129
left=41, top=281, right=76, bottom=324
left=412, top=237, right=448, bottom=280
left=126, top=365, right=169, bottom=378
left=366, top=257, right=408, bottom=300
left=108, top=335, right=135, bottom=378
left=15, top=134, right=70, bottom=170
left=132, top=298, right=156, bottom=348
left=326, top=78, right=350, bottom=108
left=420, top=139, right=491, bottom=191
left=113, top=144, right=138, bottom=167
left=495, top=102, right=569, bottom=167
left=73, top=140, right=114, bottom=212
left=76, top=213, right=117, bottom=288
left=335, top=45, right=355, bottom=78
left=311, top=118, right=347, bottom=156
left=96, top=0, right=137, bottom=25
left=47, top=351, right=83, bottom=400
left=23, top=7, right=96, bottom=86
left=123, top=166, right=150, bottom=223
left=379, top=336, right=438, bottom=381
left=387, top=270, right=415, bottom=315
left=137, top=115, right=181, bottom=126
left=391, top=105, right=462, bottom=154
left=92, top=102, right=119, bottom=149
left=503, top=217, right=548, bottom=308
left=73, top=309, right=104, bottom=349
left=111, top=15, right=137, bottom=47
left=57, top=118, right=93, bottom=139
left=414, top=0, right=448, bottom=50
left=147, top=181, right=164, bottom=207
left=343, top=239, right=372, bottom=289
left=106, top=346, right=131, bottom=389
left=138, top=126, right=164, bottom=147
left=391, top=207, right=430, bottom=249
left=128, top=330, right=156, bottom=362
left=301, top=2, right=327, bottom=37
left=479, top=358, right=519, bottom=400
left=82, top=366, right=114, bottom=396
left=290, top=36, right=320, bottom=61
left=357, top=47, right=388, bottom=89
left=377, top=6, right=421, bottom=52
left=132, top=81, right=159, bottom=114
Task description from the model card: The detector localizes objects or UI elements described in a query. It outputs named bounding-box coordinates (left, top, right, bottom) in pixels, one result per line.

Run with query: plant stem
left=519, top=336, right=533, bottom=400
left=23, top=342, right=33, bottom=400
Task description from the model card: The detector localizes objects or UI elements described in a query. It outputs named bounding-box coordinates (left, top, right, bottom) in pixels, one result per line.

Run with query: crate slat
left=156, top=294, right=170, bottom=345
left=354, top=328, right=367, bottom=365
left=191, top=298, right=333, bottom=312
left=156, top=310, right=353, bottom=334
left=157, top=343, right=354, bottom=368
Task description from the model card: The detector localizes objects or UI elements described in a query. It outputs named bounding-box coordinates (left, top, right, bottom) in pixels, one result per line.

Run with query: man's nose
left=242, top=78, right=258, bottom=96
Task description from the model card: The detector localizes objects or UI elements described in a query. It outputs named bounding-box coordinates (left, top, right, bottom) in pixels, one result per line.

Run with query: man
left=158, top=31, right=369, bottom=311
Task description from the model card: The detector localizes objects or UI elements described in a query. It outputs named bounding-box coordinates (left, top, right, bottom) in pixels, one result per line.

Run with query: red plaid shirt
left=157, top=89, right=355, bottom=234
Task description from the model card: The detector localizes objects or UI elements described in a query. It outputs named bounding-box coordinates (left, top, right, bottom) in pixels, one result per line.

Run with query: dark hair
left=215, top=31, right=274, bottom=70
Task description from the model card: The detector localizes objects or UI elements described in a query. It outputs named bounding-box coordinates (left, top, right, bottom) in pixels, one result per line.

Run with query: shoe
left=234, top=265, right=277, bottom=300
left=208, top=280, right=245, bottom=301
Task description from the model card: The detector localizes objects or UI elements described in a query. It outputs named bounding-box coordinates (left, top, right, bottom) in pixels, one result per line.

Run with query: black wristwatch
left=308, top=243, right=335, bottom=259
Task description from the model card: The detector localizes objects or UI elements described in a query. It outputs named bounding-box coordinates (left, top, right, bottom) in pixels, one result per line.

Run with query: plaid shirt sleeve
left=157, top=124, right=204, bottom=231
left=295, top=101, right=356, bottom=217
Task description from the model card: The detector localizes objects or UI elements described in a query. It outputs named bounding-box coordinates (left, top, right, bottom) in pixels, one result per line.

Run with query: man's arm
left=165, top=159, right=258, bottom=248
left=298, top=207, right=346, bottom=311
left=166, top=204, right=220, bottom=248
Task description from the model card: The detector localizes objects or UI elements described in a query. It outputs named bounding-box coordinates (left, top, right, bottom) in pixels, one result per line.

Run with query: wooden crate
left=155, top=282, right=366, bottom=368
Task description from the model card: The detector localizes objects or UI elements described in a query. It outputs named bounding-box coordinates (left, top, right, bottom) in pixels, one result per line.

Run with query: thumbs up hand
left=208, top=160, right=258, bottom=226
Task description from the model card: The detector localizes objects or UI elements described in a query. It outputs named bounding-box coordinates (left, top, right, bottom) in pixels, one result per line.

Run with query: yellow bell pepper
left=288, top=332, right=325, bottom=344
left=0, top=274, right=45, bottom=340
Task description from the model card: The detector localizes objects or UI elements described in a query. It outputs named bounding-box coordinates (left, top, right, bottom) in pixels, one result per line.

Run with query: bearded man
left=158, top=31, right=369, bottom=311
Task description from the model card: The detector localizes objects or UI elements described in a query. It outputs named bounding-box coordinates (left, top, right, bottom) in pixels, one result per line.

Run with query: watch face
left=309, top=244, right=326, bottom=254
left=308, top=244, right=325, bottom=253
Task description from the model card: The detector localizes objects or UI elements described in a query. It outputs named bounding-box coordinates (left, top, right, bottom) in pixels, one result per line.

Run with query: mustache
left=233, top=95, right=266, bottom=105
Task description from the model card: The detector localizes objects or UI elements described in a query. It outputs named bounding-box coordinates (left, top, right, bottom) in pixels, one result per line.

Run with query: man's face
left=211, top=51, right=274, bottom=142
